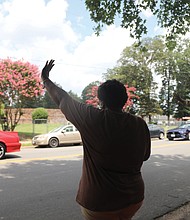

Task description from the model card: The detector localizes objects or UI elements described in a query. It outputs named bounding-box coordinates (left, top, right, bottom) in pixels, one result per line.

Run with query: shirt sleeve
left=59, top=94, right=99, bottom=130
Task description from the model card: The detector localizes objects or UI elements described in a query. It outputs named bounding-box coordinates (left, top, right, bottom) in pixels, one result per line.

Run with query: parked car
left=32, top=124, right=82, bottom=148
left=147, top=124, right=165, bottom=139
left=167, top=124, right=190, bottom=140
left=0, top=131, right=21, bottom=159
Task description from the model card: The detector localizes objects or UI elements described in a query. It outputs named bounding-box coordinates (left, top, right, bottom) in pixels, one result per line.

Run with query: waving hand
left=41, top=59, right=55, bottom=81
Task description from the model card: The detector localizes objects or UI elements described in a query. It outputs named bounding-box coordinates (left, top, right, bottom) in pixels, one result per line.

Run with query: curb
left=155, top=201, right=190, bottom=220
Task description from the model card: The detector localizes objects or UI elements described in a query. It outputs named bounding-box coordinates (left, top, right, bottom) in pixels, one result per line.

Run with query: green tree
left=0, top=58, right=43, bottom=131
left=39, top=82, right=63, bottom=109
left=85, top=0, right=190, bottom=45
left=174, top=39, right=190, bottom=118
left=104, top=39, right=161, bottom=121
left=41, top=83, right=83, bottom=108
left=41, top=91, right=58, bottom=109
left=21, top=96, right=43, bottom=108
left=68, top=90, right=83, bottom=103
left=150, top=36, right=178, bottom=123
left=103, top=36, right=190, bottom=121
left=158, top=77, right=176, bottom=123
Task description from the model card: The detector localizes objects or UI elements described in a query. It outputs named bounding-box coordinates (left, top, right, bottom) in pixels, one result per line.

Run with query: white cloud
left=49, top=25, right=134, bottom=94
left=0, top=0, right=135, bottom=95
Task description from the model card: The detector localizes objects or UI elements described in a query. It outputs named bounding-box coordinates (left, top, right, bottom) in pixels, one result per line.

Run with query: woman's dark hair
left=97, top=79, right=128, bottom=109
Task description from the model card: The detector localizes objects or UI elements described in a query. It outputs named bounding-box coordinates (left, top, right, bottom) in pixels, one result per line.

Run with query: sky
left=0, top=0, right=164, bottom=96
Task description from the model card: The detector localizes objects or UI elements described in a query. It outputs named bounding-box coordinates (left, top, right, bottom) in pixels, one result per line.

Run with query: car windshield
left=147, top=124, right=153, bottom=127
left=49, top=126, right=65, bottom=133
left=148, top=124, right=156, bottom=128
left=179, top=124, right=190, bottom=129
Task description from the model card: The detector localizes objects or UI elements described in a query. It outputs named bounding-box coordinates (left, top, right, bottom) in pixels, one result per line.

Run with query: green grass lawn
left=14, top=123, right=63, bottom=145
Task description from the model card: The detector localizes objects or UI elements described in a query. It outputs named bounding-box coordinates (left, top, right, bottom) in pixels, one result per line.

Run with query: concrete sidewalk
left=155, top=202, right=190, bottom=220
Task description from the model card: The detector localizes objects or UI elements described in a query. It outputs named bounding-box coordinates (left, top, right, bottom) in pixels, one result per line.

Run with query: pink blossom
left=0, top=58, right=43, bottom=105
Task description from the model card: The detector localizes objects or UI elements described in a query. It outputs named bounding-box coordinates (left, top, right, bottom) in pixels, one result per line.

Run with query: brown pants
left=80, top=201, right=143, bottom=220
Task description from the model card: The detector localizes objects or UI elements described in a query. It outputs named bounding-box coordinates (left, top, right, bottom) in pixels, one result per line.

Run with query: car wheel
left=159, top=132, right=165, bottom=140
left=49, top=138, right=59, bottom=148
left=0, top=143, right=6, bottom=159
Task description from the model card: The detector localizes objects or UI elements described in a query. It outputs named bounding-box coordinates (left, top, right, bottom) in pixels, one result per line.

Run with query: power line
left=4, top=56, right=112, bottom=70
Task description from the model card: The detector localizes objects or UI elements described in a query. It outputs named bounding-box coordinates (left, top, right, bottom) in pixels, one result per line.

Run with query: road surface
left=0, top=139, right=190, bottom=220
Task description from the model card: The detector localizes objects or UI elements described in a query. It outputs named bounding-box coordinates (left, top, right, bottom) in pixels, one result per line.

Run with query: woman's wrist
left=42, top=78, right=49, bottom=83
left=42, top=78, right=49, bottom=88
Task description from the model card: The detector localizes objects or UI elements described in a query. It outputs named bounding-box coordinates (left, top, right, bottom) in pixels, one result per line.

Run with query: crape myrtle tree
left=85, top=82, right=139, bottom=112
left=85, top=84, right=100, bottom=107
left=85, top=0, right=190, bottom=47
left=81, top=81, right=101, bottom=104
left=0, top=58, right=43, bottom=131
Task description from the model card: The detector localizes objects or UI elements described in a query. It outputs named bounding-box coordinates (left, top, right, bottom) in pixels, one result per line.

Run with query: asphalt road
left=0, top=139, right=190, bottom=220
left=135, top=140, right=190, bottom=219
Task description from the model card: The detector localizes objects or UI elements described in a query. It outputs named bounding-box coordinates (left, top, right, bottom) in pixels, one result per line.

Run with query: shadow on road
left=0, top=159, right=83, bottom=220
left=1, top=154, right=190, bottom=220
left=135, top=154, right=190, bottom=220
left=2, top=154, right=21, bottom=160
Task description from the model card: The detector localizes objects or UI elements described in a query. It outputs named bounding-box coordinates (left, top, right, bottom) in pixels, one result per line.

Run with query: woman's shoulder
left=125, top=113, right=146, bottom=124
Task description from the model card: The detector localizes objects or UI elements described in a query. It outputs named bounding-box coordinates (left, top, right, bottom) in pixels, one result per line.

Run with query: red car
left=0, top=131, right=21, bottom=159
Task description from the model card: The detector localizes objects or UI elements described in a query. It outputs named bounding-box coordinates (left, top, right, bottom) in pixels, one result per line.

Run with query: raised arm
left=41, top=59, right=69, bottom=107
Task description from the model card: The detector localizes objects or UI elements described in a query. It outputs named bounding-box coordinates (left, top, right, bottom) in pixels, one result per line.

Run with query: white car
left=32, top=124, right=82, bottom=148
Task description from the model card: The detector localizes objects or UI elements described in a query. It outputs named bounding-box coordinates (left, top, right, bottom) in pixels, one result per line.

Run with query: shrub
left=0, top=103, right=9, bottom=130
left=32, top=108, right=48, bottom=124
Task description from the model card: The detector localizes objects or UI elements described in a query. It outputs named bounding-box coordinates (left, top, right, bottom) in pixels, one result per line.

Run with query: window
left=65, top=126, right=73, bottom=132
